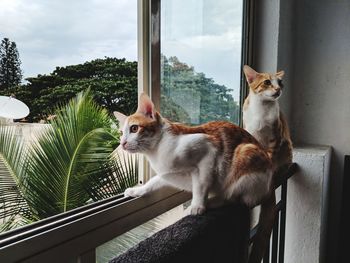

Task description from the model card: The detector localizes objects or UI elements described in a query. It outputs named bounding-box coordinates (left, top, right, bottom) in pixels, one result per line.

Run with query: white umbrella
left=0, top=95, right=30, bottom=120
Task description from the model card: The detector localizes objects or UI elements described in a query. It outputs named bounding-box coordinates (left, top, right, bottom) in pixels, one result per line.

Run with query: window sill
left=0, top=187, right=191, bottom=263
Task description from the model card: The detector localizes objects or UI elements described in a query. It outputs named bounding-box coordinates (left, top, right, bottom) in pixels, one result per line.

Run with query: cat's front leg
left=190, top=173, right=210, bottom=215
left=125, top=171, right=189, bottom=198
left=124, top=176, right=164, bottom=197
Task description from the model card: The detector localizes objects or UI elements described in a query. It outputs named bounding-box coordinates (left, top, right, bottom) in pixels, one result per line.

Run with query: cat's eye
left=130, top=125, right=139, bottom=133
left=278, top=79, right=283, bottom=87
left=264, top=80, right=271, bottom=85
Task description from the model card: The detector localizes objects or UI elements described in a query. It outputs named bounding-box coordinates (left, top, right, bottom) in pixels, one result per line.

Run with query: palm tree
left=0, top=125, right=33, bottom=231
left=0, top=90, right=138, bottom=231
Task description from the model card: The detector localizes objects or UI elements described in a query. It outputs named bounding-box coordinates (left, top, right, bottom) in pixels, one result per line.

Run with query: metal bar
left=263, top=240, right=270, bottom=263
left=249, top=163, right=297, bottom=243
left=249, top=163, right=298, bottom=263
left=278, top=179, right=288, bottom=263
left=275, top=200, right=283, bottom=211
left=272, top=213, right=280, bottom=263
left=77, top=249, right=96, bottom=263
left=273, top=163, right=298, bottom=189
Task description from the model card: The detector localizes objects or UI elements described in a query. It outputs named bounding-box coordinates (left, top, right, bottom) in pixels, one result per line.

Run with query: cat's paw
left=124, top=186, right=145, bottom=197
left=190, top=204, right=206, bottom=215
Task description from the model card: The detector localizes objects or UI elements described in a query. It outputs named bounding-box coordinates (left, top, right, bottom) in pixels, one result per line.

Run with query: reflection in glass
left=96, top=205, right=186, bottom=263
left=160, top=0, right=243, bottom=125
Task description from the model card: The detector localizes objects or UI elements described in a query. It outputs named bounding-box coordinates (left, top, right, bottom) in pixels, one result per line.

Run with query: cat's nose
left=121, top=140, right=128, bottom=149
left=274, top=87, right=281, bottom=96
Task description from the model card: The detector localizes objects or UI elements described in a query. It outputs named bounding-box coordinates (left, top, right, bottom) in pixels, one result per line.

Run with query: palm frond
left=0, top=214, right=33, bottom=233
left=23, top=90, right=120, bottom=217
left=82, top=149, right=139, bottom=201
left=0, top=126, right=33, bottom=228
left=0, top=90, right=139, bottom=232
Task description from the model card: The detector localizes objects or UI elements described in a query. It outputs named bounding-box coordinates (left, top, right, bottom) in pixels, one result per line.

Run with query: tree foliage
left=0, top=38, right=23, bottom=90
left=161, top=55, right=240, bottom=125
left=4, top=57, right=137, bottom=122
left=4, top=55, right=239, bottom=124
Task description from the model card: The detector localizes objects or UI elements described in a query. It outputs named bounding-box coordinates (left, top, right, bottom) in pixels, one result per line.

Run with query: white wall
left=285, top=146, right=331, bottom=263
left=253, top=0, right=279, bottom=73
left=290, top=1, right=350, bottom=261
left=253, top=0, right=349, bottom=262
left=252, top=0, right=295, bottom=122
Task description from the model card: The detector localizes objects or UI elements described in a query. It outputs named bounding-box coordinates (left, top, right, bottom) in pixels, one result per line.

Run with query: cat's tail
left=248, top=192, right=276, bottom=263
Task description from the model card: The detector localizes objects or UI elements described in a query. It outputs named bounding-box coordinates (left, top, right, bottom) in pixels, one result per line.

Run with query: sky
left=0, top=0, right=242, bottom=101
left=0, top=0, right=138, bottom=78
left=161, top=0, right=243, bottom=100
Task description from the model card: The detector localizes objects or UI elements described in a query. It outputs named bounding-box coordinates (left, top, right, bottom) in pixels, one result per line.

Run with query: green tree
left=4, top=55, right=239, bottom=124
left=0, top=38, right=23, bottom=90
left=0, top=90, right=138, bottom=231
left=5, top=57, right=137, bottom=122
left=161, top=55, right=240, bottom=125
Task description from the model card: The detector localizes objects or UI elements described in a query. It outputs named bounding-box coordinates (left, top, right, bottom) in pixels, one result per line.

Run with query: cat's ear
left=137, top=93, right=155, bottom=119
left=276, top=70, right=285, bottom=79
left=114, top=111, right=127, bottom=128
left=243, top=65, right=258, bottom=84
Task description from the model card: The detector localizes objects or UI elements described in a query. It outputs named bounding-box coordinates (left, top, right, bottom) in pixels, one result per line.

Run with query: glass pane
left=0, top=0, right=137, bottom=233
left=160, top=0, right=243, bottom=125
left=96, top=204, right=187, bottom=263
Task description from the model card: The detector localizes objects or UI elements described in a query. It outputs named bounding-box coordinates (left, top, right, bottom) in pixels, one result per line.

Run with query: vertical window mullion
left=239, top=0, right=255, bottom=127
left=137, top=0, right=152, bottom=183
left=150, top=0, right=161, bottom=111
left=137, top=0, right=161, bottom=183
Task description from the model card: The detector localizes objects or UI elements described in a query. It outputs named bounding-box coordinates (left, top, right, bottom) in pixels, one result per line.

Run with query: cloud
left=0, top=0, right=137, bottom=79
left=162, top=31, right=242, bottom=101
left=180, top=30, right=242, bottom=52
left=161, top=0, right=243, bottom=101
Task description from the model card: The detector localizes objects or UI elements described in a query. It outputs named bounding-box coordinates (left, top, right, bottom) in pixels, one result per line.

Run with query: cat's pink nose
left=121, top=141, right=127, bottom=149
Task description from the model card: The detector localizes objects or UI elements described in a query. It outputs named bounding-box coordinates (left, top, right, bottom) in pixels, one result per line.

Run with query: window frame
left=150, top=0, right=254, bottom=128
left=240, top=0, right=255, bottom=126
left=0, top=188, right=190, bottom=263
left=0, top=1, right=253, bottom=262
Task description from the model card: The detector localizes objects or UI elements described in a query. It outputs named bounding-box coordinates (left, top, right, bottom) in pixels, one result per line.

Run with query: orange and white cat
left=115, top=93, right=273, bottom=215
left=243, top=65, right=293, bottom=263
left=243, top=65, right=292, bottom=170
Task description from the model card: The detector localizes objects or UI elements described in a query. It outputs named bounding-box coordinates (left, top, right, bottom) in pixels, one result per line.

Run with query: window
left=97, top=0, right=247, bottom=261
left=159, top=0, right=243, bottom=125
left=0, top=1, right=249, bottom=262
left=0, top=0, right=138, bottom=233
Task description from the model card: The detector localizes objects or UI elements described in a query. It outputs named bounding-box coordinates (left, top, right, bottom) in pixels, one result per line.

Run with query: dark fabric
left=110, top=204, right=250, bottom=263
